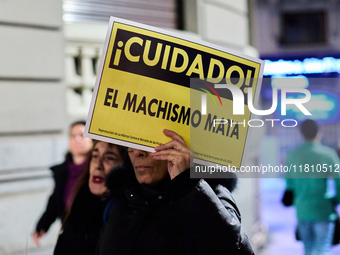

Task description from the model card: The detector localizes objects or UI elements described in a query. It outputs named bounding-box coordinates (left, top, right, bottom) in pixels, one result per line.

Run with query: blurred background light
left=264, top=57, right=340, bottom=76
left=271, top=75, right=309, bottom=89
left=275, top=89, right=340, bottom=124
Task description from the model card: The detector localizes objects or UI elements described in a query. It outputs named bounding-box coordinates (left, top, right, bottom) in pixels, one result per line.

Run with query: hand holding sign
left=151, top=129, right=193, bottom=180
left=84, top=17, right=264, bottom=171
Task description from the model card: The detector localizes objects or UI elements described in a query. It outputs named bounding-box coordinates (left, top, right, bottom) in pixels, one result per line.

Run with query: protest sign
left=85, top=16, right=264, bottom=169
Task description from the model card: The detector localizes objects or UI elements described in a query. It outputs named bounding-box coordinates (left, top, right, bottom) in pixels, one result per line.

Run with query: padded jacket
left=96, top=168, right=254, bottom=255
left=54, top=184, right=108, bottom=255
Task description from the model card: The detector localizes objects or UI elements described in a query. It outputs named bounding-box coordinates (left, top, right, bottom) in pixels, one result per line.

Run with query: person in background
left=53, top=140, right=130, bottom=255
left=96, top=129, right=254, bottom=255
left=285, top=119, right=340, bottom=255
left=33, top=120, right=93, bottom=246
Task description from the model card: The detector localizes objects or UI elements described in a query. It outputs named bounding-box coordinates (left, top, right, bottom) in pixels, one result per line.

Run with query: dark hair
left=70, top=120, right=86, bottom=129
left=300, top=119, right=319, bottom=140
left=62, top=140, right=130, bottom=226
left=71, top=140, right=130, bottom=197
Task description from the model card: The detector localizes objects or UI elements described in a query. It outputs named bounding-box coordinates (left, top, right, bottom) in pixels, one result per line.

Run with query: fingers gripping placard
left=84, top=17, right=264, bottom=170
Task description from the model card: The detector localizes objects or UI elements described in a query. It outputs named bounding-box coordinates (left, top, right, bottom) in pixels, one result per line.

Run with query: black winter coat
left=54, top=184, right=108, bottom=255
left=36, top=159, right=69, bottom=232
left=96, top=169, right=254, bottom=255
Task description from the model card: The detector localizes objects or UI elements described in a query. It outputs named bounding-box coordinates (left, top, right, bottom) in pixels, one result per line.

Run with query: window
left=280, top=11, right=327, bottom=46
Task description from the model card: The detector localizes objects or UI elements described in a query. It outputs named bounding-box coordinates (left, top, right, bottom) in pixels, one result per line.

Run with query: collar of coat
left=106, top=164, right=238, bottom=196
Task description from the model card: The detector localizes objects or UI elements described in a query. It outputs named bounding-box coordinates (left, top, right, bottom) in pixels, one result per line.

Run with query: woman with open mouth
left=53, top=140, right=129, bottom=255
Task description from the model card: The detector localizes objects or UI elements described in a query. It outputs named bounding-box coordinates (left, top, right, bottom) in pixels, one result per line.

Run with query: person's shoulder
left=49, top=161, right=69, bottom=183
left=316, top=143, right=340, bottom=160
left=50, top=161, right=68, bottom=173
left=204, top=175, right=238, bottom=193
left=195, top=177, right=238, bottom=203
left=199, top=179, right=240, bottom=218
left=286, top=143, right=303, bottom=156
left=317, top=143, right=337, bottom=152
left=50, top=152, right=72, bottom=173
left=287, top=143, right=305, bottom=154
left=285, top=146, right=300, bottom=162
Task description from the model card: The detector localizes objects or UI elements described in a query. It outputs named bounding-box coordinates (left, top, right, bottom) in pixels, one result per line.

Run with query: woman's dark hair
left=70, top=120, right=86, bottom=129
left=71, top=140, right=130, bottom=198
left=300, top=119, right=319, bottom=140
left=62, top=140, right=130, bottom=226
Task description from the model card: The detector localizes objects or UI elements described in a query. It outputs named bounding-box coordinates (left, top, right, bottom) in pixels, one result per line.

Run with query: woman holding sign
left=96, top=129, right=254, bottom=255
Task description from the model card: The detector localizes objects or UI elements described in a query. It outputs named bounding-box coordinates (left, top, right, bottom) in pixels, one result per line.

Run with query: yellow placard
left=85, top=17, right=264, bottom=169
